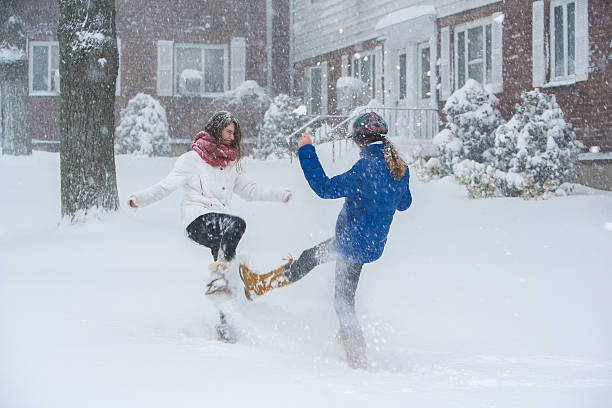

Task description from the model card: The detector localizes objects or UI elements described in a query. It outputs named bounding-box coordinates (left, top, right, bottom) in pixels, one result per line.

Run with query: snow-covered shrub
left=115, top=93, right=170, bottom=156
left=215, top=81, right=271, bottom=151
left=489, top=90, right=582, bottom=196
left=336, top=77, right=368, bottom=114
left=434, top=79, right=503, bottom=175
left=257, top=94, right=308, bottom=158
left=453, top=159, right=525, bottom=199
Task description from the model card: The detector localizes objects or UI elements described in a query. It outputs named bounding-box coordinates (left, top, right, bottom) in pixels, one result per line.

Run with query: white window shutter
left=115, top=38, right=121, bottom=96
left=157, top=40, right=173, bottom=96
left=575, top=0, right=589, bottom=81
left=532, top=1, right=545, bottom=87
left=341, top=55, right=348, bottom=77
left=491, top=13, right=504, bottom=93
left=321, top=61, right=328, bottom=115
left=230, top=37, right=246, bottom=90
left=375, top=45, right=383, bottom=103
left=440, top=26, right=451, bottom=100
left=304, top=67, right=311, bottom=114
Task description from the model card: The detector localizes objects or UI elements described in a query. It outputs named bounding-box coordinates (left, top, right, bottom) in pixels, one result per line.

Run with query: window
left=29, top=41, right=59, bottom=96
left=352, top=52, right=376, bottom=99
left=175, top=44, right=226, bottom=96
left=455, top=22, right=493, bottom=88
left=399, top=53, right=407, bottom=100
left=551, top=0, right=576, bottom=80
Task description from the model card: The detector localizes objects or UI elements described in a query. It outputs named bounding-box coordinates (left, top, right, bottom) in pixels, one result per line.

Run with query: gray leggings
left=286, top=239, right=364, bottom=340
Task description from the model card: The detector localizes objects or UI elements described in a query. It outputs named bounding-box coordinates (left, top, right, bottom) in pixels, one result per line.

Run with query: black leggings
left=286, top=239, right=364, bottom=340
left=186, top=213, right=246, bottom=262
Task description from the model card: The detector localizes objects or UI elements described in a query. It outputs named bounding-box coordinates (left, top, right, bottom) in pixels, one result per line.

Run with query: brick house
left=19, top=0, right=290, bottom=151
left=291, top=0, right=611, bottom=157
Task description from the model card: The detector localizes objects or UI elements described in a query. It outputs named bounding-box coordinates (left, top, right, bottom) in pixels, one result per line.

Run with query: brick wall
left=23, top=0, right=289, bottom=149
left=438, top=0, right=611, bottom=152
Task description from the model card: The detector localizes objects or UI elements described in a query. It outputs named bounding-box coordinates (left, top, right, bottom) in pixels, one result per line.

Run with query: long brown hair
left=353, top=136, right=407, bottom=180
left=204, top=111, right=243, bottom=161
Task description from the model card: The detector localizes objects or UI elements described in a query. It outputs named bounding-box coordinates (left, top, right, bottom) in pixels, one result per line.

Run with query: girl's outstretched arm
left=297, top=143, right=362, bottom=199
left=128, top=153, right=192, bottom=208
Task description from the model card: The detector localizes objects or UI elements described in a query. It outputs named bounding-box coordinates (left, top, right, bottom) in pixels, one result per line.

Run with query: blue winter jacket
left=298, top=142, right=412, bottom=263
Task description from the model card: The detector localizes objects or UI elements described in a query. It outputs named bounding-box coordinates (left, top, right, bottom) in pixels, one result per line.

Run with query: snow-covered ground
left=1, top=141, right=611, bottom=407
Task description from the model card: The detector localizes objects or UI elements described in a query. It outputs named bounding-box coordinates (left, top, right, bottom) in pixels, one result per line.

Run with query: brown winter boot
left=238, top=258, right=294, bottom=300
left=205, top=260, right=232, bottom=296
left=341, top=336, right=368, bottom=369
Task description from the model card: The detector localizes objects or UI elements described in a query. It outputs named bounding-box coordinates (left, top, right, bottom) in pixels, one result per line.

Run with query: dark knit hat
left=352, top=112, right=388, bottom=144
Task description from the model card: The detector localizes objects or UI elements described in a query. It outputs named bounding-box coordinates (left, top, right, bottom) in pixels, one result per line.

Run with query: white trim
left=532, top=1, right=546, bottom=87
left=157, top=40, right=173, bottom=96
left=321, top=61, right=328, bottom=115
left=230, top=37, right=246, bottom=90
left=28, top=41, right=60, bottom=96
left=341, top=54, right=349, bottom=77
left=375, top=45, right=383, bottom=102
left=574, top=0, right=589, bottom=81
left=491, top=12, right=503, bottom=94
left=440, top=26, right=451, bottom=100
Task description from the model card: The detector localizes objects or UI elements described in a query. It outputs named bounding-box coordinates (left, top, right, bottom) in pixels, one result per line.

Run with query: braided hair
left=352, top=112, right=406, bottom=180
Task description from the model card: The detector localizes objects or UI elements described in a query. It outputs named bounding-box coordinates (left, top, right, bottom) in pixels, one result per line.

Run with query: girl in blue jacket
left=240, top=112, right=412, bottom=368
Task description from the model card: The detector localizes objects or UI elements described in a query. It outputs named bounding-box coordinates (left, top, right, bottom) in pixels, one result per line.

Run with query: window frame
left=454, top=17, right=494, bottom=90
left=173, top=43, right=228, bottom=97
left=29, top=41, right=60, bottom=97
left=550, top=0, right=576, bottom=81
left=352, top=51, right=376, bottom=99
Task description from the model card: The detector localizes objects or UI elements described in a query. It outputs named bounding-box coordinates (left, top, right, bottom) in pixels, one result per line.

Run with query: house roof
left=375, top=5, right=437, bottom=32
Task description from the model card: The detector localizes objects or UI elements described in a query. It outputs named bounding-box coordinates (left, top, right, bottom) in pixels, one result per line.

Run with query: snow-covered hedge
left=489, top=90, right=582, bottom=197
left=425, top=86, right=581, bottom=199
left=115, top=93, right=170, bottom=156
left=256, top=94, right=308, bottom=158
left=430, top=79, right=502, bottom=176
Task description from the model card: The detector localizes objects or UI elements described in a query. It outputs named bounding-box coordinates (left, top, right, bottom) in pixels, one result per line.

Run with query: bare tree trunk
left=57, top=0, right=119, bottom=221
left=0, top=1, right=31, bottom=156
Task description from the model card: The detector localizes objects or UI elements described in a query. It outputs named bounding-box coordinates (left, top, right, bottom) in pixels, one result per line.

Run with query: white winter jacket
left=129, top=150, right=290, bottom=228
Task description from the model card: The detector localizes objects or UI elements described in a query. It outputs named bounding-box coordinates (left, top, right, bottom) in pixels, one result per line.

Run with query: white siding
left=293, top=0, right=501, bottom=63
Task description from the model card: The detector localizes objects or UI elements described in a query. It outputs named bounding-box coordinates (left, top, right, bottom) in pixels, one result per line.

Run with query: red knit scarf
left=191, top=131, right=237, bottom=167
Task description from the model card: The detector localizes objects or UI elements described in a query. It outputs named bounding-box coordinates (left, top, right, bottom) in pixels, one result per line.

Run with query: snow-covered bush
left=336, top=77, right=368, bottom=114
left=115, top=93, right=170, bottom=156
left=215, top=81, right=271, bottom=151
left=432, top=79, right=502, bottom=175
left=489, top=90, right=582, bottom=197
left=257, top=94, right=308, bottom=158
left=451, top=90, right=582, bottom=198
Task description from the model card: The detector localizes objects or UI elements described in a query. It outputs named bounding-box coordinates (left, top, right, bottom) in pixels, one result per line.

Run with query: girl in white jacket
left=128, top=111, right=291, bottom=339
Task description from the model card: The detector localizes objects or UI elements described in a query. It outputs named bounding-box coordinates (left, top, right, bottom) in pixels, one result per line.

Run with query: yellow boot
left=239, top=258, right=294, bottom=300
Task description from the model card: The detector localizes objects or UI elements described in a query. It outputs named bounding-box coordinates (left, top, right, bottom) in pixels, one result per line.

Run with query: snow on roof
left=375, top=5, right=436, bottom=31
left=0, top=46, right=26, bottom=63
